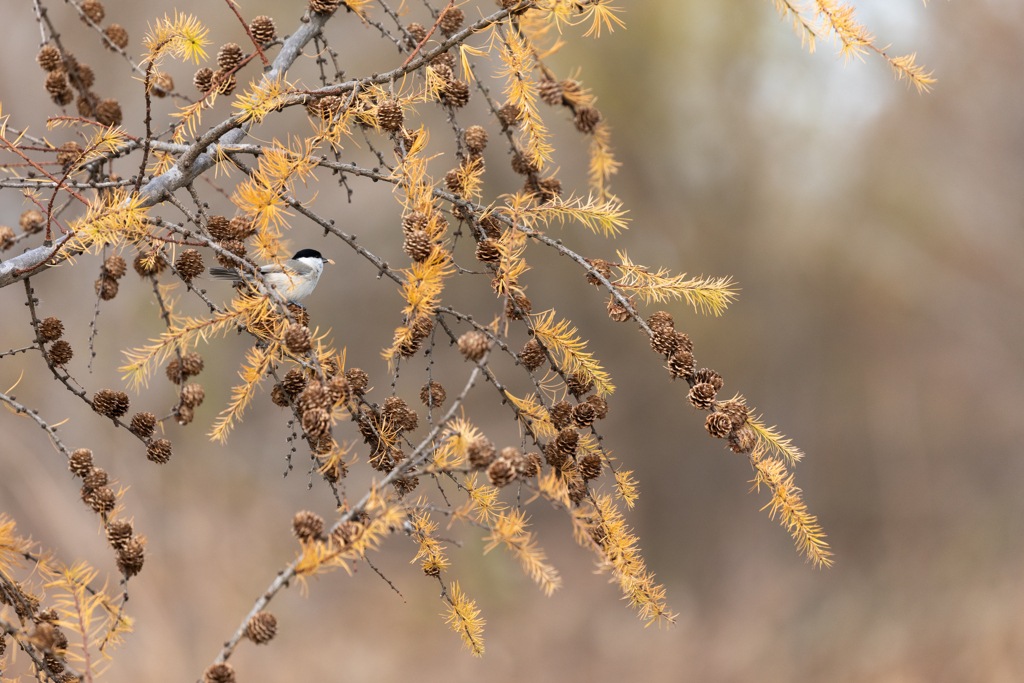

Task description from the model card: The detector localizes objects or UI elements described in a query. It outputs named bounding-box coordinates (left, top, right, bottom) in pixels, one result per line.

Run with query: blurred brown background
left=2, top=0, right=1023, bottom=680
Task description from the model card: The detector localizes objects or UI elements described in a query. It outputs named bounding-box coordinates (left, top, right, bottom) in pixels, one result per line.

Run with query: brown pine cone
left=717, top=399, right=749, bottom=429
left=182, top=352, right=204, bottom=378
left=586, top=259, right=612, bottom=286
left=440, top=80, right=470, bottom=108
left=39, top=317, right=64, bottom=342
left=152, top=71, right=174, bottom=97
left=84, top=485, right=116, bottom=513
left=487, top=457, right=516, bottom=487
left=567, top=476, right=588, bottom=505
left=586, top=395, right=609, bottom=420
left=95, top=98, right=122, bottom=127
left=93, top=389, right=129, bottom=418
left=550, top=401, right=573, bottom=430
left=668, top=349, right=695, bottom=380
left=406, top=22, right=427, bottom=47
left=522, top=452, right=542, bottom=478
left=381, top=396, right=408, bottom=422
left=419, top=381, right=446, bottom=408
left=566, top=371, right=593, bottom=398
left=212, top=70, right=237, bottom=96
left=404, top=230, right=432, bottom=262
left=543, top=440, right=566, bottom=469
left=524, top=176, right=563, bottom=203
left=147, top=438, right=172, bottom=464
left=215, top=239, right=246, bottom=268
left=133, top=251, right=165, bottom=277
left=284, top=323, right=312, bottom=354
left=688, top=383, right=716, bottom=410
left=692, top=368, right=723, bottom=391
left=728, top=425, right=757, bottom=454
left=246, top=611, right=278, bottom=645
left=398, top=333, right=423, bottom=359
left=292, top=510, right=324, bottom=542
left=393, top=475, right=420, bottom=497
left=505, top=293, right=532, bottom=321
left=0, top=225, right=15, bottom=251
left=206, top=216, right=232, bottom=240
left=675, top=331, right=694, bottom=353
left=555, top=428, right=579, bottom=458
left=510, top=150, right=538, bottom=176
left=430, top=51, right=456, bottom=69
left=69, top=449, right=93, bottom=477
left=302, top=408, right=331, bottom=440
left=103, top=254, right=127, bottom=279
left=475, top=239, right=501, bottom=263
left=250, top=15, right=277, bottom=44
left=229, top=215, right=256, bottom=239
left=45, top=71, right=70, bottom=99
left=498, top=102, right=522, bottom=128
left=410, top=315, right=434, bottom=342
left=705, top=412, right=733, bottom=438
left=203, top=663, right=235, bottom=683
left=345, top=368, right=369, bottom=396
left=287, top=303, right=310, bottom=328
left=194, top=67, right=214, bottom=94
left=402, top=211, right=428, bottom=235
left=467, top=439, right=496, bottom=469
left=80, top=0, right=105, bottom=23
left=176, top=405, right=195, bottom=426
left=217, top=43, right=243, bottom=71
left=106, top=520, right=133, bottom=550
left=20, top=210, right=45, bottom=234
left=519, top=339, right=546, bottom=371
left=439, top=7, right=465, bottom=35
left=56, top=141, right=83, bottom=168
left=327, top=375, right=350, bottom=405
left=538, top=78, right=563, bottom=106
left=37, top=46, right=63, bottom=71
left=271, top=384, right=290, bottom=407
left=377, top=99, right=404, bottom=131
left=571, top=402, right=597, bottom=428
left=53, top=87, right=73, bottom=107
left=457, top=330, right=489, bottom=361
left=464, top=125, right=488, bottom=154
left=103, top=24, right=128, bottom=50
left=94, top=276, right=119, bottom=301
left=650, top=326, right=679, bottom=355
left=478, top=214, right=502, bottom=239
left=574, top=106, right=602, bottom=134
left=130, top=412, right=156, bottom=438
left=298, top=381, right=332, bottom=414
left=175, top=249, right=204, bottom=281
left=180, top=383, right=205, bottom=409
left=83, top=467, right=108, bottom=491
left=282, top=368, right=308, bottom=396
left=648, top=311, right=674, bottom=330
left=578, top=452, right=602, bottom=481
left=116, top=537, right=145, bottom=577
left=77, top=64, right=96, bottom=88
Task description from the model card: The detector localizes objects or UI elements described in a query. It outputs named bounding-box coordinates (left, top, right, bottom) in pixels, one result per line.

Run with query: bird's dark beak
left=325, top=258, right=335, bottom=265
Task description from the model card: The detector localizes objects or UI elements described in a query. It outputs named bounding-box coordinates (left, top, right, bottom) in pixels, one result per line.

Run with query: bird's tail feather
left=209, top=267, right=244, bottom=281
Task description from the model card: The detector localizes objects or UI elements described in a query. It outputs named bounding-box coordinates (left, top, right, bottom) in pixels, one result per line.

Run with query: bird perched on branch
left=210, top=248, right=334, bottom=306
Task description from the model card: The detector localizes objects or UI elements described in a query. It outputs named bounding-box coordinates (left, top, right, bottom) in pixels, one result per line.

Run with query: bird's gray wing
left=260, top=259, right=314, bottom=276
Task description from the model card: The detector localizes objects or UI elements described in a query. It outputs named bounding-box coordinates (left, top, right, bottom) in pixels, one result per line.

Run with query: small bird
left=209, top=248, right=334, bottom=305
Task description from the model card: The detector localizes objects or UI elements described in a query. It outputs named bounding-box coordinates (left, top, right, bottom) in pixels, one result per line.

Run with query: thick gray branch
left=136, top=11, right=331, bottom=207
left=0, top=235, right=72, bottom=289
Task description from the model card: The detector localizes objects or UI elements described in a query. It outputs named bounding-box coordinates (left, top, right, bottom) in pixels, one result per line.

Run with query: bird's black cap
left=293, top=248, right=326, bottom=261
